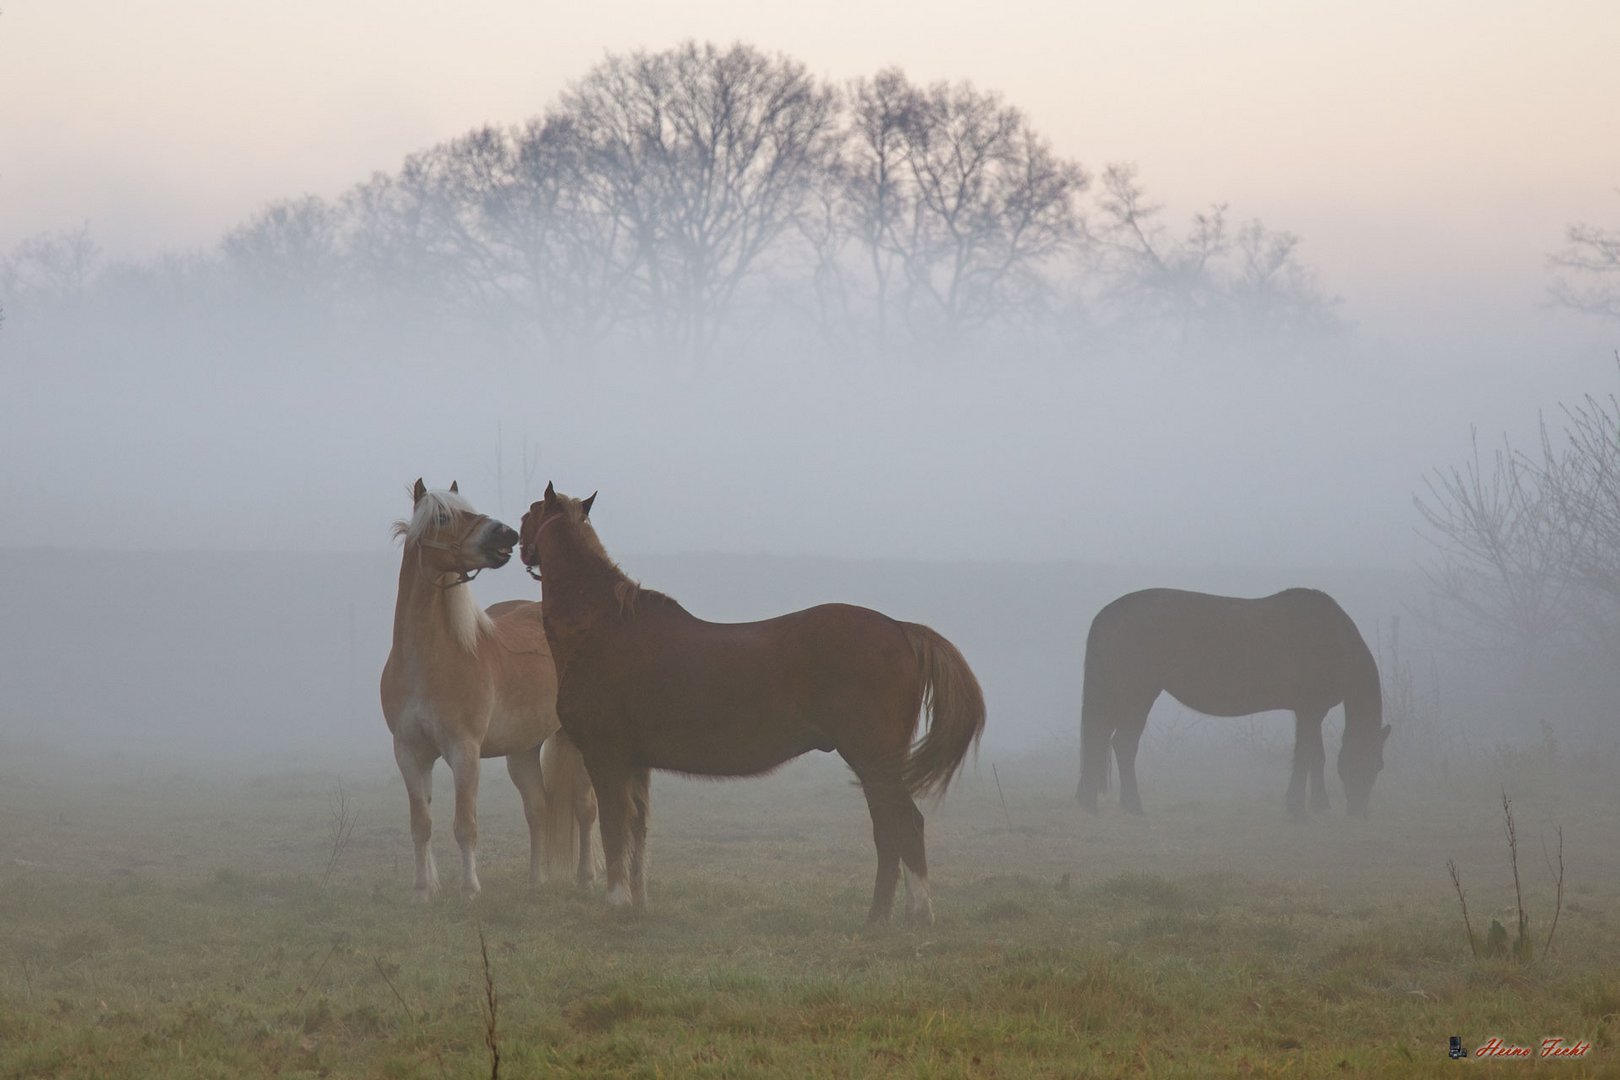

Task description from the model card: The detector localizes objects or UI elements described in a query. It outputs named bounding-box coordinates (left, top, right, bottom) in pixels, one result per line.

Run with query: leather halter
left=415, top=517, right=493, bottom=589
left=522, top=511, right=567, bottom=582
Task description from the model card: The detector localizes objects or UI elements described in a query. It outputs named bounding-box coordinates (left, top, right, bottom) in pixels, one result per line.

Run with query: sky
left=2, top=2, right=1619, bottom=759
left=1, top=0, right=1618, bottom=568
left=2, top=0, right=1618, bottom=343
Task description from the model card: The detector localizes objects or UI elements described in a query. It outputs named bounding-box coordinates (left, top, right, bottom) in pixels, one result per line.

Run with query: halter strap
left=416, top=533, right=485, bottom=588
left=523, top=511, right=567, bottom=582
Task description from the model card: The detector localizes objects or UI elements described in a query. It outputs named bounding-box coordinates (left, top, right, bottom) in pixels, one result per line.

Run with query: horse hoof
left=905, top=904, right=935, bottom=928
left=605, top=883, right=633, bottom=908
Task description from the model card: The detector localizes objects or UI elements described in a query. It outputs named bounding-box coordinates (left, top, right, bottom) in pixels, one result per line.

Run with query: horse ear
left=1380, top=724, right=1392, bottom=743
left=449, top=480, right=459, bottom=494
left=581, top=491, right=597, bottom=518
left=544, top=481, right=557, bottom=505
left=412, top=478, right=427, bottom=504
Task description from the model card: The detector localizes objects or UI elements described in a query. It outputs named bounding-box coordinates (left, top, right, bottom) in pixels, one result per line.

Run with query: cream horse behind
left=381, top=480, right=596, bottom=899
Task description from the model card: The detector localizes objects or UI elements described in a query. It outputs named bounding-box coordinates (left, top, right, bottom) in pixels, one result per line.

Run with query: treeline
left=1418, top=369, right=1620, bottom=665
left=2, top=41, right=1344, bottom=365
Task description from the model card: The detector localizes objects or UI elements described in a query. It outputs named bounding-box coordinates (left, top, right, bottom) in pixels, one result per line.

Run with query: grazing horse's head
left=1337, top=722, right=1391, bottom=818
left=393, top=479, right=520, bottom=586
left=519, top=481, right=597, bottom=578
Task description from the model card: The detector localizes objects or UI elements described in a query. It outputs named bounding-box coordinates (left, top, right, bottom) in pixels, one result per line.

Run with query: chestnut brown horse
left=381, top=480, right=596, bottom=900
left=1075, top=587, right=1390, bottom=819
left=519, top=484, right=985, bottom=924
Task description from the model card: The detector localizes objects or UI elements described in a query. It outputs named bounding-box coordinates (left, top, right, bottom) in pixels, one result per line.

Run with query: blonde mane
left=392, top=488, right=480, bottom=545
left=442, top=581, right=493, bottom=653
left=392, top=486, right=493, bottom=653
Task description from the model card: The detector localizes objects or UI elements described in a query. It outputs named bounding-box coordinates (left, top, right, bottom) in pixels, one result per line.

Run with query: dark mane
left=612, top=580, right=682, bottom=618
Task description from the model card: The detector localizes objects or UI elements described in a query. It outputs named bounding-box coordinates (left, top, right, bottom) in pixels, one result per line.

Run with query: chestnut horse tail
left=538, top=728, right=591, bottom=881
left=899, top=622, right=987, bottom=799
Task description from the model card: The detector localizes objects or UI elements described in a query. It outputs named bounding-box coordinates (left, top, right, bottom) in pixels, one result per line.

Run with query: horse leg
left=504, top=746, right=546, bottom=888
left=574, top=753, right=599, bottom=890
left=626, top=767, right=651, bottom=910
left=1304, top=710, right=1331, bottom=813
left=1287, top=712, right=1323, bottom=821
left=1077, top=703, right=1115, bottom=813
left=895, top=795, right=933, bottom=926
left=393, top=737, right=440, bottom=901
left=445, top=740, right=483, bottom=897
left=850, top=767, right=906, bottom=924
left=583, top=756, right=633, bottom=908
left=1113, top=715, right=1148, bottom=815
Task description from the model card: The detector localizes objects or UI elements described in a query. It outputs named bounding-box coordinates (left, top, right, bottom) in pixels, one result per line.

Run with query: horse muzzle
left=481, top=522, right=520, bottom=567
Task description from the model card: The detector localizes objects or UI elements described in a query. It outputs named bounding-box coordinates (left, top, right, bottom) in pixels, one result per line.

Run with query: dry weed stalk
left=320, top=780, right=358, bottom=889
left=479, top=926, right=500, bottom=1080
left=1446, top=793, right=1565, bottom=964
left=1446, top=859, right=1479, bottom=958
left=1542, top=824, right=1566, bottom=956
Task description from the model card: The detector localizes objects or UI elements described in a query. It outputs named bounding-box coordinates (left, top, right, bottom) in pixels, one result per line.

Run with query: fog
left=3, top=21, right=1618, bottom=783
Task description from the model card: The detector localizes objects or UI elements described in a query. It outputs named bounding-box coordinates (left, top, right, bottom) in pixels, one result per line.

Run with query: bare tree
left=797, top=154, right=860, bottom=350
left=1415, top=428, right=1584, bottom=663
left=1084, top=164, right=1225, bottom=339
left=839, top=68, right=917, bottom=345
left=555, top=41, right=840, bottom=360
left=862, top=73, right=1087, bottom=339
left=1549, top=196, right=1620, bottom=322
left=1535, top=359, right=1620, bottom=614
left=1228, top=219, right=1341, bottom=340
left=221, top=196, right=345, bottom=314
left=0, top=225, right=102, bottom=313
left=347, top=129, right=524, bottom=335
left=1083, top=164, right=1339, bottom=346
left=505, top=115, right=647, bottom=358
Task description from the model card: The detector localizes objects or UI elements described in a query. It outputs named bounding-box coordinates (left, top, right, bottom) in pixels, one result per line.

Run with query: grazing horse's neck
left=394, top=548, right=488, bottom=656
left=1341, top=635, right=1383, bottom=737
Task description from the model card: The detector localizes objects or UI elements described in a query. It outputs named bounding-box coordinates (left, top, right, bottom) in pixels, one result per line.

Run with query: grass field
left=1, top=734, right=1616, bottom=1078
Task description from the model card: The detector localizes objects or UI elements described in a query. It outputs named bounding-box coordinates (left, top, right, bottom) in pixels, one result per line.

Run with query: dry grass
left=0, top=737, right=1616, bottom=1077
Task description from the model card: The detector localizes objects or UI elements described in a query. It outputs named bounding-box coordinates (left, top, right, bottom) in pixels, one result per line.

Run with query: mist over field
left=2, top=8, right=1619, bottom=1076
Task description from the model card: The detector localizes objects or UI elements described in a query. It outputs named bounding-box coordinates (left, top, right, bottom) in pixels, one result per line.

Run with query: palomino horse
left=380, top=480, right=596, bottom=899
left=519, top=484, right=985, bottom=925
left=1076, top=588, right=1390, bottom=819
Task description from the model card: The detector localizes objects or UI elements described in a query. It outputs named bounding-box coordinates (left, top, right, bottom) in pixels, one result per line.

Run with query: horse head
left=520, top=481, right=597, bottom=579
left=1337, top=722, right=1391, bottom=818
left=397, top=478, right=519, bottom=586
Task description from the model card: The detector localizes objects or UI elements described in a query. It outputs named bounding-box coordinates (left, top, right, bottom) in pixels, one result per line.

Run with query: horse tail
left=538, top=728, right=595, bottom=881
left=899, top=622, right=986, bottom=800
left=1077, top=618, right=1115, bottom=807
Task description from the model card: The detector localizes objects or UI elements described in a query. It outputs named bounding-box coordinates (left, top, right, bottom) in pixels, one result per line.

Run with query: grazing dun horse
left=519, top=484, right=985, bottom=924
left=381, top=480, right=596, bottom=899
left=1076, top=588, right=1390, bottom=819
